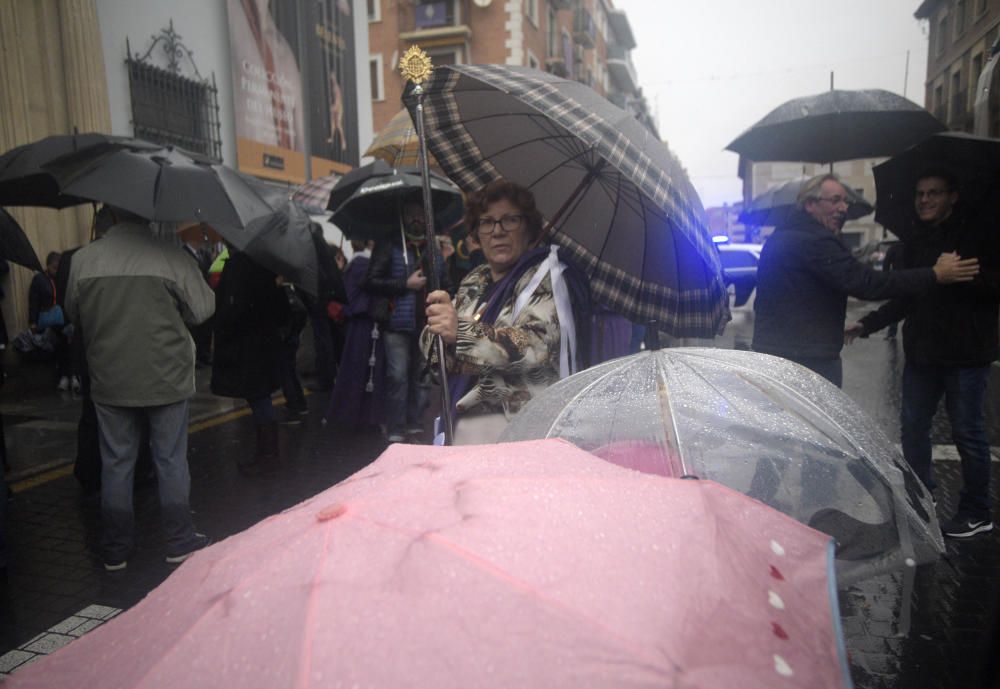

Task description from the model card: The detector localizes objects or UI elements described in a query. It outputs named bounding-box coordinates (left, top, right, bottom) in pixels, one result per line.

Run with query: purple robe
left=325, top=254, right=385, bottom=427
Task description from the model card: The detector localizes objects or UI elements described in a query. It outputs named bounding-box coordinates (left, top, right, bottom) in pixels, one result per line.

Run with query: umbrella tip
left=317, top=504, right=347, bottom=522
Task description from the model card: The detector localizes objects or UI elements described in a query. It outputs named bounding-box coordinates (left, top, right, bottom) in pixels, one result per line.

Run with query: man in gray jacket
left=66, top=207, right=215, bottom=571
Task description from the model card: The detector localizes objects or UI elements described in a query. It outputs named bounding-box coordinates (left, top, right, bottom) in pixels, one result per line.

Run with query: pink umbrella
left=7, top=440, right=850, bottom=689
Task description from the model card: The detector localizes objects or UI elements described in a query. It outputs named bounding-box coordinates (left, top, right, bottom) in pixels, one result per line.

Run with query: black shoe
left=166, top=533, right=211, bottom=564
left=941, top=514, right=993, bottom=538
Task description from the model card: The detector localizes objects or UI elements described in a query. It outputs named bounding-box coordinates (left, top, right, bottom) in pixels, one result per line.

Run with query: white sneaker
left=387, top=433, right=406, bottom=443
left=57, top=376, right=70, bottom=391
left=71, top=376, right=82, bottom=393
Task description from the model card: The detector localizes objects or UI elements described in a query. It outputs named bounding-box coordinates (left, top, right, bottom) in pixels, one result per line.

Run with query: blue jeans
left=95, top=400, right=198, bottom=561
left=383, top=330, right=428, bottom=435
left=901, top=362, right=992, bottom=519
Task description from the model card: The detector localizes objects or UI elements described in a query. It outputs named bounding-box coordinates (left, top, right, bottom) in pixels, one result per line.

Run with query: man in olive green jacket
left=66, top=207, right=215, bottom=571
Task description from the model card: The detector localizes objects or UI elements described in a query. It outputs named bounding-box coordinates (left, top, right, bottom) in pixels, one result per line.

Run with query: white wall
left=95, top=0, right=238, bottom=166
left=95, top=0, right=373, bottom=176
left=352, top=0, right=374, bottom=166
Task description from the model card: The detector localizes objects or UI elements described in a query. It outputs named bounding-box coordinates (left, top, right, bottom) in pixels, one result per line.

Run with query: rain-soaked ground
left=1, top=301, right=998, bottom=687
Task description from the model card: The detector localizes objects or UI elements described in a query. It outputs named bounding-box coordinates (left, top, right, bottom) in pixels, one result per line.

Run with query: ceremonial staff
left=400, top=46, right=455, bottom=445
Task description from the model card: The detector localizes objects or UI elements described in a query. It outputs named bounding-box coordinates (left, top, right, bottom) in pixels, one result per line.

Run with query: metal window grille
left=127, top=59, right=222, bottom=161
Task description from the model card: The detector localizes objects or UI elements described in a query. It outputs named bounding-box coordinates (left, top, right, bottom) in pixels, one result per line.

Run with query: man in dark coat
left=211, top=250, right=290, bottom=471
left=849, top=172, right=999, bottom=538
left=752, top=173, right=979, bottom=387
left=305, top=226, right=347, bottom=392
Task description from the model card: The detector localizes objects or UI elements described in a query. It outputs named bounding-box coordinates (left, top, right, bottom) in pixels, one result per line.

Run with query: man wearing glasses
left=849, top=172, right=998, bottom=538
left=753, top=173, right=978, bottom=387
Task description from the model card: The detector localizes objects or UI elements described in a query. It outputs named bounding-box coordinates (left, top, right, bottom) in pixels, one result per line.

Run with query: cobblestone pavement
left=1, top=311, right=999, bottom=686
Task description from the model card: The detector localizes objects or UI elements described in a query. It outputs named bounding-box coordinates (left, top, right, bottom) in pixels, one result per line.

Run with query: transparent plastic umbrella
left=501, top=348, right=944, bottom=586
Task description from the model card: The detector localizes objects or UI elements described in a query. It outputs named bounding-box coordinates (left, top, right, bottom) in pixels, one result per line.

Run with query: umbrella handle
left=411, top=80, right=454, bottom=445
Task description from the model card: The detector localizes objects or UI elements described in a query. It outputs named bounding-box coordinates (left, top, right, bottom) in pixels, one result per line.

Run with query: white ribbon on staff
left=512, top=245, right=578, bottom=378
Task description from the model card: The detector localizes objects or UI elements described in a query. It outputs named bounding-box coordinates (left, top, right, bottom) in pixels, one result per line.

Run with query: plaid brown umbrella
left=363, top=108, right=438, bottom=169
left=291, top=173, right=341, bottom=214
left=404, top=64, right=729, bottom=337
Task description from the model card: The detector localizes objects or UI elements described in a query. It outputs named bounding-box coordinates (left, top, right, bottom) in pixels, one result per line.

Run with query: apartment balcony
left=573, top=7, right=595, bottom=48
left=548, top=0, right=573, bottom=9
left=606, top=8, right=636, bottom=49
left=606, top=44, right=637, bottom=92
left=400, top=1, right=471, bottom=42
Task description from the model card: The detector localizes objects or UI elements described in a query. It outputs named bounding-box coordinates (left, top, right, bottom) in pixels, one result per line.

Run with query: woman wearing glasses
left=423, top=179, right=588, bottom=444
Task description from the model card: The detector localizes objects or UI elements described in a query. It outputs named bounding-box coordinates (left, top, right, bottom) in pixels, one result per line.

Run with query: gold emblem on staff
left=399, top=45, right=433, bottom=84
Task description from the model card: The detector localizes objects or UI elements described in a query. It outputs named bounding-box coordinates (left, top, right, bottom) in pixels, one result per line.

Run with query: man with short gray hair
left=753, top=173, right=978, bottom=386
left=66, top=206, right=215, bottom=571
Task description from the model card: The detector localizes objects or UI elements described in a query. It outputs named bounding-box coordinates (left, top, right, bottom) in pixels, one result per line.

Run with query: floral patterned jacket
left=421, top=261, right=561, bottom=418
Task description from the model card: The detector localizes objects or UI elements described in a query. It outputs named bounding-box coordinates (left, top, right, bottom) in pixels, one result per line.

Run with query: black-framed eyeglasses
left=477, top=214, right=525, bottom=236
left=816, top=195, right=849, bottom=207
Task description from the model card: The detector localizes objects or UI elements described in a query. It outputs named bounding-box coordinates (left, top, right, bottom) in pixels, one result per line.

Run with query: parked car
left=717, top=242, right=762, bottom=307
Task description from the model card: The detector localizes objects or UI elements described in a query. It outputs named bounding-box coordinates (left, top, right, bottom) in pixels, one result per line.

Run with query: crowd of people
left=0, top=168, right=993, bottom=582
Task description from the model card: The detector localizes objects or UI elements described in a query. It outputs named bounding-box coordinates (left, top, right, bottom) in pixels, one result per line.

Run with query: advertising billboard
left=227, top=0, right=358, bottom=183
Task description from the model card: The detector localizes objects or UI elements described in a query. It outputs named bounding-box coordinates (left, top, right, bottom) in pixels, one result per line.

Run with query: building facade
left=366, top=0, right=655, bottom=135
left=0, top=0, right=375, bottom=334
left=915, top=0, right=1000, bottom=135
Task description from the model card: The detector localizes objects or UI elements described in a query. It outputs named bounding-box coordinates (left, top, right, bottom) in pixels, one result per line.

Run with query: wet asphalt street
left=1, top=302, right=999, bottom=688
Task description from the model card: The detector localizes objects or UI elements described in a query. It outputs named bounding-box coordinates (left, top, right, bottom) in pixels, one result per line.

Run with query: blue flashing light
left=712, top=235, right=730, bottom=244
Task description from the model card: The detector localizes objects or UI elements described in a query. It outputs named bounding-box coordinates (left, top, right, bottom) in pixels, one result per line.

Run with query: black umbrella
left=327, top=160, right=464, bottom=240
left=0, top=208, right=43, bottom=272
left=404, top=64, right=728, bottom=336
left=727, top=89, right=947, bottom=164
left=41, top=144, right=275, bottom=229
left=872, top=132, right=1000, bottom=239
left=0, top=133, right=161, bottom=208
left=738, top=177, right=874, bottom=227
left=229, top=201, right=319, bottom=297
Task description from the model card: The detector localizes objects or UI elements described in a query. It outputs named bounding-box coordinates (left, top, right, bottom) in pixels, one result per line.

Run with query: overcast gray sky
left=613, top=0, right=930, bottom=208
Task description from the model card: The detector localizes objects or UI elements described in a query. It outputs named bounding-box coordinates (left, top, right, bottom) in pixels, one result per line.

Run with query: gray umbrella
left=0, top=208, right=43, bottom=272
left=42, top=144, right=274, bottom=229
left=0, top=133, right=161, bottom=208
left=404, top=64, right=729, bottom=338
left=738, top=177, right=874, bottom=227
left=727, top=89, right=947, bottom=164
left=231, top=201, right=319, bottom=297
